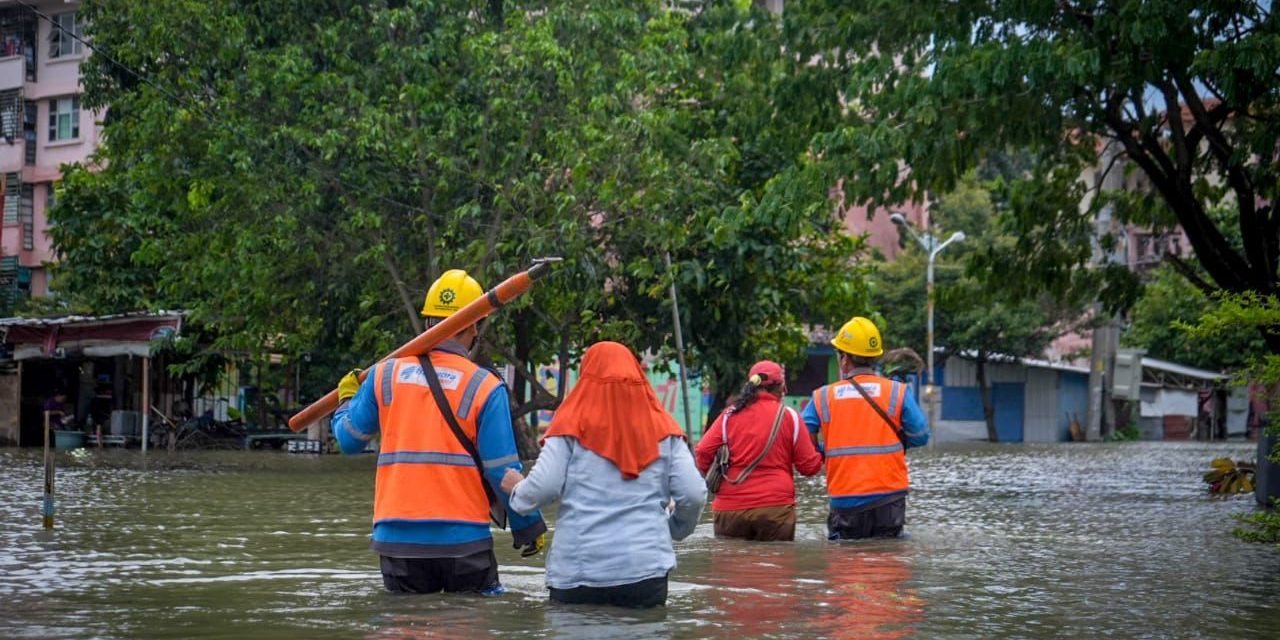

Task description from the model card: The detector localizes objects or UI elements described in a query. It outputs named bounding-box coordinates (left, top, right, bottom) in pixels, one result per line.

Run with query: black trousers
left=379, top=549, right=499, bottom=594
left=549, top=574, right=669, bottom=608
left=827, top=496, right=907, bottom=540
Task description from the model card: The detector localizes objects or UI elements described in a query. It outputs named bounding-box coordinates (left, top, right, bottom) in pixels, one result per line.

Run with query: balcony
left=0, top=54, right=22, bottom=92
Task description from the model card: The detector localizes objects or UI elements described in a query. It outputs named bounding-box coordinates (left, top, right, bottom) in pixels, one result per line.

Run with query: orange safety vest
left=371, top=351, right=502, bottom=526
left=811, top=374, right=910, bottom=500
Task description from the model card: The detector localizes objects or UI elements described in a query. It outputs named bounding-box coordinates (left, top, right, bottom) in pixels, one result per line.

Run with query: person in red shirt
left=695, top=360, right=824, bottom=541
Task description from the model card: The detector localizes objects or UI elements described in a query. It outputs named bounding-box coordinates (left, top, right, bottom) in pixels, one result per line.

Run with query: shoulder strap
left=418, top=356, right=507, bottom=530
left=848, top=377, right=907, bottom=446
left=788, top=407, right=800, bottom=446
left=728, top=403, right=786, bottom=485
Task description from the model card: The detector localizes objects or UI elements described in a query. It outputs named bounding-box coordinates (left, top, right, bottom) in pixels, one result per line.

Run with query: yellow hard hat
left=831, top=316, right=884, bottom=357
left=421, top=269, right=484, bottom=318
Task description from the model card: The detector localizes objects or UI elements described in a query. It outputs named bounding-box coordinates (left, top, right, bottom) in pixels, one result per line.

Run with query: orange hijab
left=543, top=341, right=687, bottom=479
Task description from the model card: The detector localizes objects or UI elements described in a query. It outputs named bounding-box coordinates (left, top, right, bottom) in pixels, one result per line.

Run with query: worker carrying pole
left=288, top=258, right=558, bottom=432
left=324, top=261, right=555, bottom=596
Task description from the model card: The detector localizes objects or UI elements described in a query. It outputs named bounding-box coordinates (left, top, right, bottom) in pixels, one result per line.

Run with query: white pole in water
left=665, top=252, right=695, bottom=437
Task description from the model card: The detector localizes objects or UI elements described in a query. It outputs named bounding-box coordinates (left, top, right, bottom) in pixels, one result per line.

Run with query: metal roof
left=1141, top=356, right=1225, bottom=381
left=0, top=310, right=185, bottom=328
left=945, top=348, right=1090, bottom=375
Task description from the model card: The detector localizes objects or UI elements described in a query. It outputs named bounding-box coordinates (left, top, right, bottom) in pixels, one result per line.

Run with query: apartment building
left=0, top=1, right=98, bottom=313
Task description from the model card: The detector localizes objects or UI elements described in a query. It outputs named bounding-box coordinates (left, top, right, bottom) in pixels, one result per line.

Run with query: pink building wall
left=841, top=200, right=930, bottom=260
left=0, top=0, right=98, bottom=301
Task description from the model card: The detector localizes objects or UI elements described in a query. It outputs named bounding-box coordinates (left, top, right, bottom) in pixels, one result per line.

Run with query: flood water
left=2, top=442, right=1277, bottom=639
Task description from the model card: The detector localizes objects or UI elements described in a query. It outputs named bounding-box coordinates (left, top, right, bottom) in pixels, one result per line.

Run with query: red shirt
left=694, top=392, right=824, bottom=512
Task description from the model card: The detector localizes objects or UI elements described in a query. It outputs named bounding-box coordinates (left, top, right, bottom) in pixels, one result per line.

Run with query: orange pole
left=288, top=259, right=558, bottom=432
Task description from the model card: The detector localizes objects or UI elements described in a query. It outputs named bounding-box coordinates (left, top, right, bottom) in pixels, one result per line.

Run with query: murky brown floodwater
left=2, top=442, right=1277, bottom=639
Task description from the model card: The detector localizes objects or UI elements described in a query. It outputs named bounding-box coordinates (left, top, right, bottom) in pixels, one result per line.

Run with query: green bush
left=1234, top=500, right=1280, bottom=546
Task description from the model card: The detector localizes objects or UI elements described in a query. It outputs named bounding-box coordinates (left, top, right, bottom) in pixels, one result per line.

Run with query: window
left=0, top=89, right=18, bottom=144
left=3, top=172, right=17, bottom=224
left=19, top=182, right=32, bottom=249
left=48, top=96, right=78, bottom=141
left=23, top=100, right=34, bottom=164
left=49, top=12, right=81, bottom=58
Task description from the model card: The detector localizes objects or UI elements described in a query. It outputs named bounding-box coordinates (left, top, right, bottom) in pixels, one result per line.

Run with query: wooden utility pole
left=665, top=253, right=694, bottom=437
left=1086, top=143, right=1127, bottom=441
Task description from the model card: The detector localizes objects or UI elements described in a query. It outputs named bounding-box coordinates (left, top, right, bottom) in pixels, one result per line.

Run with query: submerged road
left=1, top=442, right=1277, bottom=638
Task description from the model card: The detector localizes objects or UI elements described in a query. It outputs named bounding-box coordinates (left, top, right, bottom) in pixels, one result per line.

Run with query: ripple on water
left=2, top=443, right=1279, bottom=639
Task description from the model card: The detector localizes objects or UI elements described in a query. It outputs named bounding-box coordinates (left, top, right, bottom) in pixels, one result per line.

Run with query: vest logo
left=398, top=365, right=464, bottom=390
left=835, top=382, right=880, bottom=400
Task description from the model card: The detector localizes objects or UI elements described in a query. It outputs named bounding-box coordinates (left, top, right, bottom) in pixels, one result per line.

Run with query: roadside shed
left=1138, top=356, right=1243, bottom=440
left=0, top=311, right=183, bottom=447
left=934, top=353, right=1090, bottom=443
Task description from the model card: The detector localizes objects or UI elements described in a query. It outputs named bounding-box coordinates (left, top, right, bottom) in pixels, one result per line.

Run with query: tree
left=1124, top=265, right=1265, bottom=372
left=778, top=1, right=1280, bottom=342
left=52, top=0, right=870, bottom=438
left=875, top=178, right=1072, bottom=441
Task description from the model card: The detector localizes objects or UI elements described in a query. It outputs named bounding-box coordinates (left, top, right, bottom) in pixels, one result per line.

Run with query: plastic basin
left=54, top=430, right=85, bottom=450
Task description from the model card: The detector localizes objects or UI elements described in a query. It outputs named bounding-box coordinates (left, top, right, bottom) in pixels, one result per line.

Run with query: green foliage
left=873, top=176, right=1078, bottom=440
left=1124, top=265, right=1264, bottom=372
left=53, top=0, right=869, bottom=419
left=779, top=0, right=1280, bottom=324
left=1181, top=290, right=1280, bottom=462
left=1103, top=423, right=1140, bottom=442
left=1234, top=500, right=1280, bottom=545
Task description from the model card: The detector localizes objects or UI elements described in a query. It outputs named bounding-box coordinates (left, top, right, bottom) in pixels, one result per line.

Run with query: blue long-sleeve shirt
left=803, top=377, right=930, bottom=510
left=333, top=347, right=545, bottom=556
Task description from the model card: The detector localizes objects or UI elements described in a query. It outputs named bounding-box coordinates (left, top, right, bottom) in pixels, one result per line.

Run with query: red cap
left=747, top=360, right=784, bottom=386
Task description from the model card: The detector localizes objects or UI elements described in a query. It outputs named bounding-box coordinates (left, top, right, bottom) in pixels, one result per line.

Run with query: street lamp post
left=890, top=213, right=965, bottom=441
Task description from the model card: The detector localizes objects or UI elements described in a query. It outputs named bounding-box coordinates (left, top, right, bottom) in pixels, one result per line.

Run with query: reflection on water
left=2, top=443, right=1279, bottom=639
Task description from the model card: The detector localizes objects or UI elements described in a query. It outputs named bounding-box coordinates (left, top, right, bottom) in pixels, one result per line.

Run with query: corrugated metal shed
left=936, top=353, right=1089, bottom=443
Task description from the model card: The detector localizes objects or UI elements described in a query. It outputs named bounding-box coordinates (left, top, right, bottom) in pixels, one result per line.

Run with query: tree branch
left=1104, top=92, right=1251, bottom=291
left=1171, top=69, right=1269, bottom=289
left=382, top=242, right=425, bottom=335
left=1165, top=254, right=1218, bottom=295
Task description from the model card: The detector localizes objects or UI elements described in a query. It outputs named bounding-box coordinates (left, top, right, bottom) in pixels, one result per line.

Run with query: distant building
left=0, top=1, right=100, bottom=312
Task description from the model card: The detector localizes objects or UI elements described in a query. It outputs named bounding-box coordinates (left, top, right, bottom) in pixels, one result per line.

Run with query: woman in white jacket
left=502, top=341, right=706, bottom=608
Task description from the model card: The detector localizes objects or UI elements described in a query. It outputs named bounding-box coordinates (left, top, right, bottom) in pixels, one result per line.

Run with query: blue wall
left=941, top=380, right=1027, bottom=442
left=942, top=386, right=984, bottom=421
left=1057, top=372, right=1088, bottom=441
left=993, top=382, right=1025, bottom=443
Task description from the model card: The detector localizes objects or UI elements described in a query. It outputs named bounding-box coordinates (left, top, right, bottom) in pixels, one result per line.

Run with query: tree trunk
left=510, top=310, right=540, bottom=460
left=976, top=354, right=998, bottom=442
left=381, top=247, right=424, bottom=335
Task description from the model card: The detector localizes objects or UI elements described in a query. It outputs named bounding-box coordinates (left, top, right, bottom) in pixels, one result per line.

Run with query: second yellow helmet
left=831, top=316, right=884, bottom=357
left=421, top=269, right=484, bottom=318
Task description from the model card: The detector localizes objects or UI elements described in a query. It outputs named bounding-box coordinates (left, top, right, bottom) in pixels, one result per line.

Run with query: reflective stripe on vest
left=817, top=375, right=909, bottom=499
left=371, top=353, right=501, bottom=525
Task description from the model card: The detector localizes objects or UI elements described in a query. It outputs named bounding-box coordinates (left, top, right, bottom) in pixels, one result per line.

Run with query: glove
left=337, top=369, right=361, bottom=403
left=517, top=532, right=546, bottom=558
